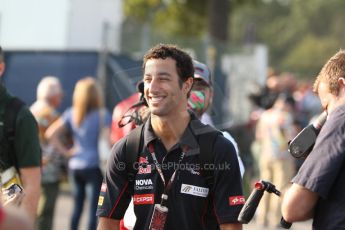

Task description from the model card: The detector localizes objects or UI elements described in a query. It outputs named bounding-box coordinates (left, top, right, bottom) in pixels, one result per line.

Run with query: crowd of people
left=247, top=70, right=322, bottom=228
left=0, top=42, right=345, bottom=230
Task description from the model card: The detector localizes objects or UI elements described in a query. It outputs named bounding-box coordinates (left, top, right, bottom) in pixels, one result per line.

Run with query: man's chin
left=150, top=109, right=166, bottom=117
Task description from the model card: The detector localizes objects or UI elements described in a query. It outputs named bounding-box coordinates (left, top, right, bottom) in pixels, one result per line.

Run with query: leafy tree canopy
left=124, top=0, right=345, bottom=78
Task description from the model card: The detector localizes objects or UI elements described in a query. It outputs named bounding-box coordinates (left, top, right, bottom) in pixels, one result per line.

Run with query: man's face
left=50, top=92, right=63, bottom=108
left=317, top=80, right=345, bottom=114
left=189, top=79, right=212, bottom=117
left=143, top=58, right=192, bottom=117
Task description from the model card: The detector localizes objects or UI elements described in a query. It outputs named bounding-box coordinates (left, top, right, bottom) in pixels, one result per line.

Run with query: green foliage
left=281, top=35, right=339, bottom=77
left=123, top=0, right=345, bottom=78
left=153, top=1, right=207, bottom=37
left=123, top=0, right=161, bottom=21
left=231, top=0, right=345, bottom=78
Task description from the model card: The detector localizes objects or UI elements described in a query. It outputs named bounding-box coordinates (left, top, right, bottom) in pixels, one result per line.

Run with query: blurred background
left=1, top=0, right=344, bottom=228
left=1, top=0, right=342, bottom=176
left=2, top=0, right=344, bottom=121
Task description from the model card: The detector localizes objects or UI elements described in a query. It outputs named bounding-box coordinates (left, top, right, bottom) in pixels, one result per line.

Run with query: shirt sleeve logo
left=229, top=196, right=245, bottom=206
left=133, top=194, right=154, bottom=205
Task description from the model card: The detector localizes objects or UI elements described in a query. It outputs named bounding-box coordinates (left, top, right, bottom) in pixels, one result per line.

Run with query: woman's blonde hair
left=72, top=77, right=104, bottom=127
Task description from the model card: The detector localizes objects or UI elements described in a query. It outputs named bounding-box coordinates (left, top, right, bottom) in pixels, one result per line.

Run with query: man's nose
left=147, top=77, right=160, bottom=93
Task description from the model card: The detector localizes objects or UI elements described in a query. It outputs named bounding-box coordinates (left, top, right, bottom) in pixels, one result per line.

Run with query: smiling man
left=97, top=44, right=243, bottom=230
left=282, top=50, right=345, bottom=229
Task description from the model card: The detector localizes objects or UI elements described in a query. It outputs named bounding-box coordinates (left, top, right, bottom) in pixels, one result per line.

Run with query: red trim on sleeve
left=108, top=182, right=129, bottom=218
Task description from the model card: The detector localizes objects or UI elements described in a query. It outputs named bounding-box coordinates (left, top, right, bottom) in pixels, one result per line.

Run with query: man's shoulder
left=112, top=133, right=132, bottom=153
left=189, top=118, right=221, bottom=136
left=16, top=103, right=36, bottom=122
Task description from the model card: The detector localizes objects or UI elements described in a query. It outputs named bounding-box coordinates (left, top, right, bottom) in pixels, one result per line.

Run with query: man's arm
left=45, top=118, right=71, bottom=157
left=19, top=167, right=41, bottom=226
left=220, top=223, right=242, bottom=230
left=97, top=217, right=120, bottom=230
left=281, top=183, right=318, bottom=223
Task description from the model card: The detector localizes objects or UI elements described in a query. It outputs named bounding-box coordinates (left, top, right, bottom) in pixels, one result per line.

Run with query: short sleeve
left=292, top=110, right=345, bottom=198
left=96, top=137, right=132, bottom=219
left=14, top=107, right=41, bottom=168
left=212, top=135, right=244, bottom=224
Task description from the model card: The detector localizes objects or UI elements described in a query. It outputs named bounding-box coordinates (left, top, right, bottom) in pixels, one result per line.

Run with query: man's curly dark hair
left=142, top=43, right=194, bottom=85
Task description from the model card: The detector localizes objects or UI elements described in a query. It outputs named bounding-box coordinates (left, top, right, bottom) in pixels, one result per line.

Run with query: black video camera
left=288, top=111, right=327, bottom=158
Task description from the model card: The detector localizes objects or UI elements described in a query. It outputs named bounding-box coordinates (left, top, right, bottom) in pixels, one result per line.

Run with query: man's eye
left=160, top=78, right=169, bottom=81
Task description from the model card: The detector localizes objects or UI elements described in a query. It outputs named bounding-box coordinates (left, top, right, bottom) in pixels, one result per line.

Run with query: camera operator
left=281, top=50, right=345, bottom=229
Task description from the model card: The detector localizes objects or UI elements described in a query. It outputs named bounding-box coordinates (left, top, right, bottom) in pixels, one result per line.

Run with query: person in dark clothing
left=0, top=46, right=41, bottom=229
left=282, top=50, right=345, bottom=230
left=97, top=44, right=244, bottom=230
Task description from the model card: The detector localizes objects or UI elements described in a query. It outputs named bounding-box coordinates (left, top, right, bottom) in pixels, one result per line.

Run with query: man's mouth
left=149, top=96, right=165, bottom=103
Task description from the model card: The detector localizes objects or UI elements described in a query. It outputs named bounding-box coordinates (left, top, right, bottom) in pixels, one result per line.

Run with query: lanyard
left=148, top=143, right=187, bottom=194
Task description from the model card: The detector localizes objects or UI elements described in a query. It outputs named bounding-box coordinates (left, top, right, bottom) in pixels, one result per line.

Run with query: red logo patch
left=101, top=183, right=107, bottom=192
left=138, top=165, right=152, bottom=174
left=139, top=157, right=148, bottom=164
left=133, top=194, right=154, bottom=205
left=229, top=196, right=245, bottom=206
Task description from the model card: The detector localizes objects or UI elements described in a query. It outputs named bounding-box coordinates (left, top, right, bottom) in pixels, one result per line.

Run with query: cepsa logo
left=229, top=196, right=245, bottom=206
left=133, top=194, right=154, bottom=205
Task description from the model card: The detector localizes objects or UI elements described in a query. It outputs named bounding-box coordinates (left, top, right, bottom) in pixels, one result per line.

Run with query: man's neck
left=151, top=111, right=190, bottom=151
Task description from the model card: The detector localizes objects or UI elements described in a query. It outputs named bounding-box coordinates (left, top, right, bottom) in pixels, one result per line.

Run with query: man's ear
left=338, top=77, right=345, bottom=86
left=338, top=77, right=345, bottom=96
left=184, top=77, right=194, bottom=93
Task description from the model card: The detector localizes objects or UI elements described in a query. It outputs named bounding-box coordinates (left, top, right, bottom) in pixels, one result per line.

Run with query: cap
left=193, top=60, right=211, bottom=86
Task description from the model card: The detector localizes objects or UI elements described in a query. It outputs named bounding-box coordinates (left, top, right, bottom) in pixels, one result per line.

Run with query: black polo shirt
left=97, top=114, right=244, bottom=230
left=292, top=105, right=345, bottom=230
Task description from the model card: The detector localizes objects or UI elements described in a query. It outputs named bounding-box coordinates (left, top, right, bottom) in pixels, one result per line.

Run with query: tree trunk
left=208, top=0, right=230, bottom=43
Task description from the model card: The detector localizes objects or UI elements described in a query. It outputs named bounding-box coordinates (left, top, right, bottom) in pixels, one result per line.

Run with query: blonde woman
left=46, top=77, right=111, bottom=230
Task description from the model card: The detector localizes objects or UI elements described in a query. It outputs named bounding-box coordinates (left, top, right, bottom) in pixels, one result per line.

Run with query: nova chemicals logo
left=135, top=179, right=154, bottom=191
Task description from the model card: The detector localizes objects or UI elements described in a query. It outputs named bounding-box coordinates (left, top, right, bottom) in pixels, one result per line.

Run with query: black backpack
left=0, top=97, right=25, bottom=171
left=124, top=123, right=222, bottom=188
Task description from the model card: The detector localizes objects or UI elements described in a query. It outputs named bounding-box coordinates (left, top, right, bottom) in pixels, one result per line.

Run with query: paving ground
left=53, top=188, right=312, bottom=230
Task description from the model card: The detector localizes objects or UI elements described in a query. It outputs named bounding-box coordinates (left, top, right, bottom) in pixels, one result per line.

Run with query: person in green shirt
left=0, top=46, right=41, bottom=228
